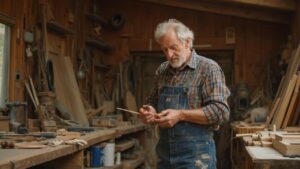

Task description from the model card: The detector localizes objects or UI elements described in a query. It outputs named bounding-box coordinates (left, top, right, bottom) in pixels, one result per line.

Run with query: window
left=0, top=23, right=10, bottom=107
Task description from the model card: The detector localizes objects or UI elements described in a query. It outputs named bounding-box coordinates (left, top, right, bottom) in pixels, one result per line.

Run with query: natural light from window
left=0, top=23, right=9, bottom=107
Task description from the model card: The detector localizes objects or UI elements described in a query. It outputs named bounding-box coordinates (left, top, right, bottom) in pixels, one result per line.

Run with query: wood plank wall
left=0, top=0, right=294, bottom=103
left=98, top=0, right=290, bottom=90
left=291, top=1, right=300, bottom=45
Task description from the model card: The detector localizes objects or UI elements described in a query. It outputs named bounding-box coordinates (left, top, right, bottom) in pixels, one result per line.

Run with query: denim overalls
left=156, top=78, right=216, bottom=169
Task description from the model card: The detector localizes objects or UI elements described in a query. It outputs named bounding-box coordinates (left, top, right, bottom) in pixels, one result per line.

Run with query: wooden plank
left=115, top=124, right=145, bottom=137
left=274, top=74, right=297, bottom=128
left=217, top=0, right=296, bottom=11
left=291, top=98, right=300, bottom=125
left=275, top=133, right=300, bottom=141
left=49, top=53, right=89, bottom=126
left=273, top=139, right=300, bottom=157
left=282, top=75, right=300, bottom=128
left=265, top=98, right=280, bottom=126
left=141, top=0, right=291, bottom=24
left=52, top=150, right=84, bottom=169
left=270, top=44, right=300, bottom=128
left=115, top=139, right=136, bottom=152
left=284, top=127, right=300, bottom=132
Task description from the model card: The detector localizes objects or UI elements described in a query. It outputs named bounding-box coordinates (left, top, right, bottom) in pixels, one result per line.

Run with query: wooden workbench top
left=0, top=124, right=145, bottom=169
left=246, top=146, right=300, bottom=162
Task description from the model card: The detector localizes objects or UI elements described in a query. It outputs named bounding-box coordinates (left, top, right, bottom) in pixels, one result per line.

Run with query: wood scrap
left=273, top=139, right=300, bottom=157
left=275, top=133, right=300, bottom=141
left=15, top=142, right=47, bottom=149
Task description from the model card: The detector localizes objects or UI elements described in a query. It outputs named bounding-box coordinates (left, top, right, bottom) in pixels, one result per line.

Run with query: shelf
left=85, top=38, right=114, bottom=52
left=116, top=123, right=145, bottom=137
left=46, top=21, right=74, bottom=35
left=86, top=13, right=108, bottom=27
left=86, top=164, right=122, bottom=169
left=115, top=139, right=136, bottom=152
left=95, top=63, right=111, bottom=71
left=122, top=149, right=145, bottom=169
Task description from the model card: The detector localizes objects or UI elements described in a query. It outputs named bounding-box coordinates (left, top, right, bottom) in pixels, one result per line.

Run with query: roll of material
left=104, top=143, right=115, bottom=166
left=90, top=146, right=103, bottom=167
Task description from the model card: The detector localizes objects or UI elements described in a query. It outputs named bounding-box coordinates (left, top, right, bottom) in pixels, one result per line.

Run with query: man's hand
left=139, top=105, right=159, bottom=124
left=154, top=109, right=183, bottom=128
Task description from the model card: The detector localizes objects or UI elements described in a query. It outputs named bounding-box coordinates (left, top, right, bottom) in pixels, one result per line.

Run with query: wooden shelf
left=86, top=164, right=122, bottom=169
left=86, top=13, right=108, bottom=27
left=122, top=149, right=145, bottom=169
left=95, top=63, right=111, bottom=71
left=115, top=139, right=136, bottom=152
left=116, top=123, right=145, bottom=137
left=46, top=21, right=73, bottom=35
left=85, top=38, right=114, bottom=52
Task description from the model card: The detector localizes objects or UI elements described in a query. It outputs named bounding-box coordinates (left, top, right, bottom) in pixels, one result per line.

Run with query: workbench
left=0, top=123, right=145, bottom=169
left=246, top=146, right=300, bottom=169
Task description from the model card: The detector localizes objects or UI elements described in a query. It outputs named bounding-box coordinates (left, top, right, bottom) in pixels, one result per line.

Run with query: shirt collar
left=167, top=49, right=197, bottom=73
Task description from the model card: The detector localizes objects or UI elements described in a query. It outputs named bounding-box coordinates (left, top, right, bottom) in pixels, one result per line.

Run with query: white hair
left=154, top=19, right=194, bottom=49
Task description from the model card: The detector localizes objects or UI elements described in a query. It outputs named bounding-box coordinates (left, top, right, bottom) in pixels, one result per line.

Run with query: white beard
left=169, top=57, right=185, bottom=68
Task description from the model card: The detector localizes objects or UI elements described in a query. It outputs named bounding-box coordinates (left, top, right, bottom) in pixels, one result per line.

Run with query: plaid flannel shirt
left=146, top=50, right=231, bottom=129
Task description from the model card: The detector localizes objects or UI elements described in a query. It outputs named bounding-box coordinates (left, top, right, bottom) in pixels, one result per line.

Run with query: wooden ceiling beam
left=141, top=0, right=292, bottom=24
left=217, top=0, right=296, bottom=11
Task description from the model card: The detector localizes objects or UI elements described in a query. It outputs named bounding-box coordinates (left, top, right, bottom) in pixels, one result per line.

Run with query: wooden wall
left=0, top=0, right=293, bottom=103
left=98, top=0, right=290, bottom=90
left=291, top=1, right=300, bottom=44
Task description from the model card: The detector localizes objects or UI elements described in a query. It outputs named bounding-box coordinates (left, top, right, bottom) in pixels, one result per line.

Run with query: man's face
left=159, top=29, right=191, bottom=68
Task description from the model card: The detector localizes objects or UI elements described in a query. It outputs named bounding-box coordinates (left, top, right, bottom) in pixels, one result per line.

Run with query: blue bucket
left=90, top=146, right=103, bottom=167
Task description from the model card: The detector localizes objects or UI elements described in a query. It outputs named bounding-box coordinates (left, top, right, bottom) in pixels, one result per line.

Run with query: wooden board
left=273, top=139, right=300, bottom=157
left=271, top=44, right=300, bottom=128
left=282, top=75, right=300, bottom=128
left=274, top=74, right=297, bottom=128
left=115, top=139, right=136, bottom=152
left=49, top=53, right=89, bottom=126
left=275, top=133, right=300, bottom=141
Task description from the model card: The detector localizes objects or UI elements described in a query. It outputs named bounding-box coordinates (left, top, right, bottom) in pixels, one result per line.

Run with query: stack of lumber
left=265, top=44, right=300, bottom=129
left=273, top=133, right=300, bottom=157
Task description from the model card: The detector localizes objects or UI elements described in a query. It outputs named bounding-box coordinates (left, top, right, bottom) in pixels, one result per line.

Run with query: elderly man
left=139, top=19, right=230, bottom=169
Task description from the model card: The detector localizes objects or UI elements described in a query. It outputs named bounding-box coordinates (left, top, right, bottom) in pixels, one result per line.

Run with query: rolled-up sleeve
left=201, top=66, right=231, bottom=126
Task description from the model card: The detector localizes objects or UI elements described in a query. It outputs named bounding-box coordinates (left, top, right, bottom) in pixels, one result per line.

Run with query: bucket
left=104, top=143, right=115, bottom=166
left=90, top=146, right=103, bottom=167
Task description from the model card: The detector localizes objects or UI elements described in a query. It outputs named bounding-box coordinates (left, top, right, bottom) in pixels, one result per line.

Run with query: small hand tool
left=116, top=108, right=140, bottom=115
